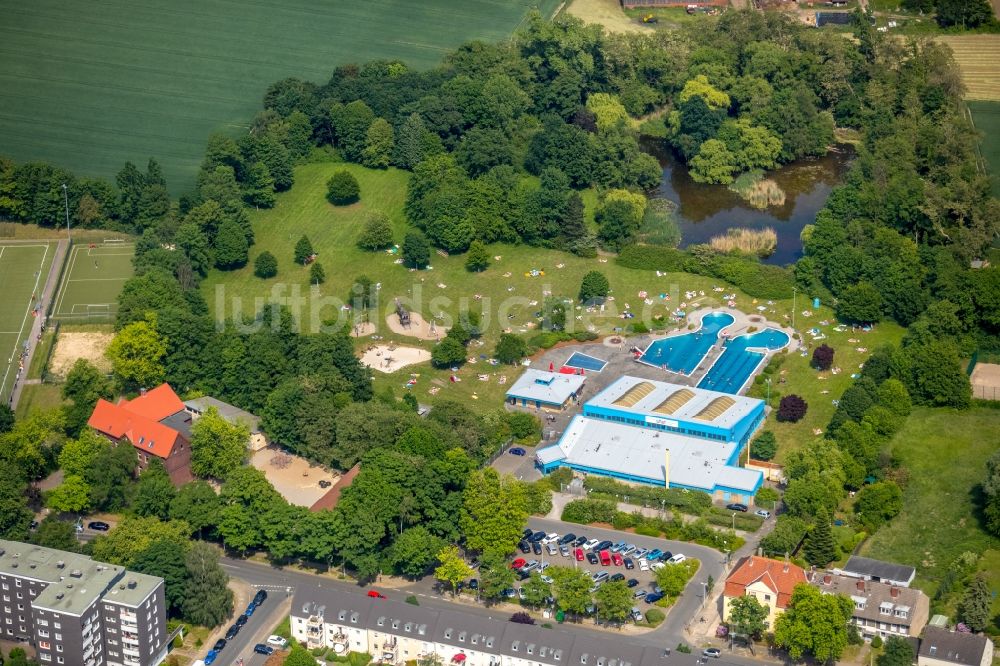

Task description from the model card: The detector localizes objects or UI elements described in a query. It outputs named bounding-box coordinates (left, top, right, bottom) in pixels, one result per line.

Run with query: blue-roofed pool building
left=506, top=369, right=587, bottom=411
left=535, top=376, right=765, bottom=504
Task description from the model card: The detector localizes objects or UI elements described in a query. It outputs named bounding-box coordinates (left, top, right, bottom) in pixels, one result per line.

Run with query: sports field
left=968, top=100, right=1000, bottom=196
left=0, top=0, right=561, bottom=193
left=0, top=242, right=57, bottom=402
left=51, top=242, right=135, bottom=322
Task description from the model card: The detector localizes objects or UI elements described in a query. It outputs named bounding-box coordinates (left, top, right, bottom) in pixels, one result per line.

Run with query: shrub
left=776, top=394, right=808, bottom=422
left=405, top=595, right=419, bottom=605
left=465, top=240, right=490, bottom=272
left=756, top=486, right=780, bottom=504
left=617, top=245, right=688, bottom=272
left=871, top=636, right=883, bottom=649
left=630, top=321, right=649, bottom=335
left=676, top=644, right=692, bottom=654
left=254, top=250, right=278, bottom=278
left=561, top=499, right=617, bottom=524
left=812, top=344, right=834, bottom=371
left=402, top=231, right=430, bottom=269
left=750, top=431, right=777, bottom=460
left=635, top=524, right=661, bottom=537
left=357, top=212, right=393, bottom=251
left=326, top=170, right=360, bottom=205
left=546, top=467, right=573, bottom=489
left=510, top=612, right=535, bottom=625
left=171, top=635, right=183, bottom=649
left=579, top=270, right=610, bottom=304
left=310, top=262, right=326, bottom=285
left=645, top=608, right=665, bottom=626
left=572, top=331, right=599, bottom=342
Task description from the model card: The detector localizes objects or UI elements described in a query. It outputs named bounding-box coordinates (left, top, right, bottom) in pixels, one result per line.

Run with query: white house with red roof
left=87, top=384, right=194, bottom=485
left=723, top=555, right=807, bottom=629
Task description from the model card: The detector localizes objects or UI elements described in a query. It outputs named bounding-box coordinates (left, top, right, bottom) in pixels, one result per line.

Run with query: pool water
left=697, top=329, right=790, bottom=394
left=565, top=352, right=608, bottom=372
left=640, top=312, right=735, bottom=375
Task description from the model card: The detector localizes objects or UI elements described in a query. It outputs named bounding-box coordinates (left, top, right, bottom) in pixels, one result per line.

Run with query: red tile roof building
left=87, top=384, right=193, bottom=485
left=724, top=556, right=808, bottom=628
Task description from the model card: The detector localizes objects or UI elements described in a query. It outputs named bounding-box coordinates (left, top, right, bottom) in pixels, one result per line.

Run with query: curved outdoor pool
left=640, top=312, right=735, bottom=375
left=697, top=328, right=791, bottom=394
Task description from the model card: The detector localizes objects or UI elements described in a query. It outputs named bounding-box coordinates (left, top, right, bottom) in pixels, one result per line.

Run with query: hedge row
left=583, top=477, right=713, bottom=514
left=616, top=244, right=795, bottom=299
left=704, top=507, right=764, bottom=532
left=561, top=499, right=618, bottom=524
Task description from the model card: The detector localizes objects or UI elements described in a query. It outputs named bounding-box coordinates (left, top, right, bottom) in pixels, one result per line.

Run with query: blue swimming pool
left=565, top=352, right=608, bottom=372
left=640, top=312, right=735, bottom=375
left=697, top=328, right=790, bottom=394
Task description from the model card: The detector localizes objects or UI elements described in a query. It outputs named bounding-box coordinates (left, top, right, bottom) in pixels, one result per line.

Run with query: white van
left=668, top=553, right=687, bottom=564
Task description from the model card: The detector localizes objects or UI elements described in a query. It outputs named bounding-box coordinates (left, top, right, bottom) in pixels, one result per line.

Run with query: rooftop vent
left=349, top=612, right=359, bottom=624
left=56, top=592, right=64, bottom=600
left=66, top=584, right=73, bottom=589
left=56, top=561, right=65, bottom=569
left=376, top=616, right=384, bottom=626
left=70, top=570, right=83, bottom=578
left=127, top=580, right=136, bottom=589
left=340, top=611, right=347, bottom=621
left=418, top=624, right=427, bottom=636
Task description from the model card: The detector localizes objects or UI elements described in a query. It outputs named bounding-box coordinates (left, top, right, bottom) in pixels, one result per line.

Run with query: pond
left=641, top=139, right=854, bottom=265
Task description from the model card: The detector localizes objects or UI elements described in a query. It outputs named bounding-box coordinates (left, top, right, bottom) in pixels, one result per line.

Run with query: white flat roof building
left=506, top=370, right=586, bottom=410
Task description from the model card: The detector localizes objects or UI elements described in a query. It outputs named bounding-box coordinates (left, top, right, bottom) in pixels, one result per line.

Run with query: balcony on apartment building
left=377, top=636, right=398, bottom=664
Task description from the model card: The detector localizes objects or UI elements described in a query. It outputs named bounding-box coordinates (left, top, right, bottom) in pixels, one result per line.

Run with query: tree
left=594, top=580, right=632, bottom=623
left=285, top=644, right=320, bottom=666
left=46, top=474, right=91, bottom=514
left=106, top=319, right=167, bottom=390
left=750, top=431, right=777, bottom=461
left=62, top=358, right=113, bottom=436
left=935, top=0, right=994, bottom=28
left=494, top=333, right=528, bottom=365
left=132, top=459, right=176, bottom=520
left=877, top=379, right=911, bottom=417
left=242, top=161, right=275, bottom=208
left=169, top=481, right=220, bottom=537
left=521, top=572, right=552, bottom=607
left=904, top=341, right=971, bottom=409
left=465, top=240, right=490, bottom=272
left=0, top=404, right=13, bottom=433
left=586, top=93, right=630, bottom=131
left=91, top=516, right=191, bottom=567
left=181, top=542, right=233, bottom=627
left=727, top=594, right=769, bottom=640
left=654, top=559, right=696, bottom=597
left=362, top=118, right=394, bottom=169
left=878, top=637, right=915, bottom=666
left=294, top=234, right=314, bottom=265
left=773, top=584, right=853, bottom=662
left=679, top=75, right=731, bottom=111
left=30, top=516, right=79, bottom=552
left=254, top=251, right=277, bottom=278
left=387, top=526, right=446, bottom=578
left=0, top=466, right=33, bottom=541
left=395, top=113, right=433, bottom=170
left=432, top=338, right=467, bottom=368
left=776, top=394, right=808, bottom=423
left=132, top=538, right=188, bottom=615
left=984, top=450, right=1000, bottom=537
left=579, top=270, right=610, bottom=304
left=461, top=468, right=528, bottom=557
left=812, top=344, right=835, bottom=371
left=958, top=575, right=991, bottom=633
left=357, top=212, right=394, bottom=251
left=190, top=407, right=248, bottom=480
left=434, top=545, right=474, bottom=594
left=690, top=139, right=738, bottom=185
left=838, top=282, right=883, bottom=323
left=478, top=551, right=516, bottom=601
left=174, top=223, right=212, bottom=277
left=854, top=481, right=903, bottom=531
left=330, top=100, right=375, bottom=162
left=549, top=566, right=593, bottom=617
left=310, top=262, right=325, bottom=285
left=326, top=170, right=361, bottom=205
left=402, top=231, right=431, bottom=269
left=803, top=507, right=836, bottom=566
left=212, top=218, right=249, bottom=269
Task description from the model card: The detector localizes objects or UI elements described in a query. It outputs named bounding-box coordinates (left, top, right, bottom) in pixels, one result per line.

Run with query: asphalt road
left=208, top=589, right=291, bottom=666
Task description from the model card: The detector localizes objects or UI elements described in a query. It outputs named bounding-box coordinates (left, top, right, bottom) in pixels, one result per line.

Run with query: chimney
left=823, top=574, right=832, bottom=585
left=890, top=587, right=899, bottom=598
left=783, top=553, right=790, bottom=573
left=856, top=580, right=865, bottom=592
left=140, top=387, right=147, bottom=395
left=127, top=579, right=137, bottom=589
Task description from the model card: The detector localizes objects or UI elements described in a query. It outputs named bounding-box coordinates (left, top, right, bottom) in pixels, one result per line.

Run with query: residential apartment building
left=809, top=571, right=929, bottom=640
left=290, top=586, right=696, bottom=666
left=918, top=627, right=995, bottom=666
left=723, top=556, right=806, bottom=630
left=0, top=540, right=166, bottom=666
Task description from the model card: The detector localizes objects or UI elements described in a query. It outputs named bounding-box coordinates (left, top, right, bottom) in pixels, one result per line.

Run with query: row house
left=809, top=570, right=929, bottom=640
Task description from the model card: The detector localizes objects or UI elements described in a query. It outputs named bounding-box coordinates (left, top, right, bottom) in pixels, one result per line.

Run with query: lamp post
left=61, top=183, right=71, bottom=240
left=765, top=377, right=772, bottom=405
left=732, top=512, right=737, bottom=532
left=791, top=287, right=797, bottom=332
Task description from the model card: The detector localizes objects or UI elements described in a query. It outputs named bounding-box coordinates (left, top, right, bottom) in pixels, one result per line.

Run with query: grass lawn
left=968, top=100, right=1000, bottom=196
left=14, top=383, right=66, bottom=420
left=0, top=0, right=560, bottom=193
left=862, top=407, right=1000, bottom=615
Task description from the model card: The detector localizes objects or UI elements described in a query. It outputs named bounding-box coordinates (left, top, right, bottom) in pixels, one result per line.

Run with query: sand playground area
left=361, top=344, right=431, bottom=374
left=350, top=321, right=377, bottom=338
left=385, top=311, right=448, bottom=341
left=49, top=331, right=114, bottom=378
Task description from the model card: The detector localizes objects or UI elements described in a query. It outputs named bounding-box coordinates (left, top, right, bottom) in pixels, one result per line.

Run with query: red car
left=574, top=548, right=584, bottom=562
left=612, top=552, right=624, bottom=566
left=599, top=550, right=611, bottom=566
left=511, top=558, right=527, bottom=570
left=367, top=590, right=386, bottom=599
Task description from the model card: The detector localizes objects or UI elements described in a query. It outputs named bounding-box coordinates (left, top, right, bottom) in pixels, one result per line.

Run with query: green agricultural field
left=968, top=100, right=1000, bottom=196
left=202, top=161, right=814, bottom=409
left=862, top=407, right=1000, bottom=614
left=0, top=241, right=58, bottom=402
left=0, top=0, right=561, bottom=194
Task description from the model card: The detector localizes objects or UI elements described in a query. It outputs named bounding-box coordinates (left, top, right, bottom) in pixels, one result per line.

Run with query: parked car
left=518, top=540, right=531, bottom=554
left=755, top=509, right=771, bottom=518
left=559, top=545, right=571, bottom=557
left=583, top=538, right=600, bottom=550
left=650, top=562, right=665, bottom=571
left=511, top=558, right=527, bottom=570
left=254, top=644, right=274, bottom=656
left=204, top=650, right=218, bottom=665
left=266, top=636, right=289, bottom=648
left=573, top=536, right=588, bottom=547
left=537, top=562, right=550, bottom=573
left=468, top=579, right=478, bottom=590
left=522, top=528, right=533, bottom=539
left=367, top=590, right=387, bottom=598
left=592, top=571, right=609, bottom=583
left=638, top=559, right=649, bottom=572
left=621, top=544, right=636, bottom=556
left=541, top=532, right=559, bottom=545
left=631, top=607, right=644, bottom=622
left=645, top=549, right=662, bottom=561
left=726, top=503, right=748, bottom=513
left=612, top=552, right=623, bottom=566
left=532, top=541, right=543, bottom=555
left=522, top=560, right=540, bottom=572
left=213, top=639, right=226, bottom=652
left=502, top=588, right=517, bottom=599
left=224, top=625, right=239, bottom=640
left=235, top=614, right=248, bottom=627
left=253, top=589, right=267, bottom=605
left=558, top=533, right=576, bottom=545
left=668, top=553, right=687, bottom=564
left=610, top=573, right=625, bottom=583
left=509, top=447, right=526, bottom=456
left=595, top=540, right=614, bottom=552
left=626, top=578, right=639, bottom=588
left=586, top=552, right=599, bottom=565
left=623, top=558, right=634, bottom=570
left=245, top=602, right=256, bottom=617
left=703, top=649, right=721, bottom=658
left=633, top=548, right=649, bottom=559
left=546, top=543, right=558, bottom=556
left=611, top=541, right=627, bottom=553
left=87, top=521, right=110, bottom=531
left=540, top=575, right=554, bottom=584
left=645, top=592, right=664, bottom=604
left=529, top=531, right=547, bottom=543
left=574, top=548, right=585, bottom=562
left=599, top=550, right=611, bottom=566
left=634, top=589, right=648, bottom=599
